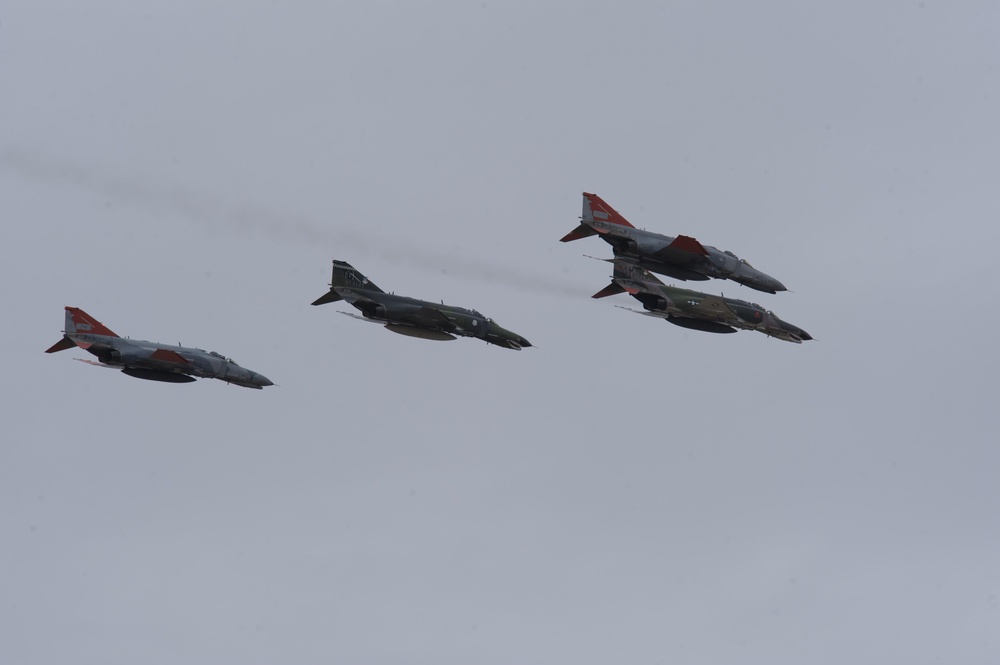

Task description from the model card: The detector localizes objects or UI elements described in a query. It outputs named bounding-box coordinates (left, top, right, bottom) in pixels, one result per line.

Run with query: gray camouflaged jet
left=595, top=261, right=812, bottom=343
left=561, top=192, right=788, bottom=294
left=311, top=260, right=532, bottom=350
left=46, top=307, right=273, bottom=388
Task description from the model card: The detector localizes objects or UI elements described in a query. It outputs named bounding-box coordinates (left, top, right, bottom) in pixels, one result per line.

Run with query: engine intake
left=637, top=294, right=668, bottom=312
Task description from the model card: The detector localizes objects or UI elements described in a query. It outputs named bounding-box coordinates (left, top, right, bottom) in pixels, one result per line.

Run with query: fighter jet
left=311, top=260, right=532, bottom=350
left=594, top=261, right=812, bottom=343
left=561, top=192, right=788, bottom=293
left=45, top=307, right=274, bottom=388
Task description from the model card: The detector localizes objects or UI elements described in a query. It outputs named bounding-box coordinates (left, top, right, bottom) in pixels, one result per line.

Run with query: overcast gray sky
left=3, top=2, right=999, bottom=663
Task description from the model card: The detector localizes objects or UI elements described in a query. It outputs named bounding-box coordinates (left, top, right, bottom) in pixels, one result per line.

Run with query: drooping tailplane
left=45, top=337, right=76, bottom=353
left=591, top=281, right=626, bottom=299
left=46, top=307, right=118, bottom=353
left=560, top=224, right=597, bottom=243
left=312, top=259, right=384, bottom=306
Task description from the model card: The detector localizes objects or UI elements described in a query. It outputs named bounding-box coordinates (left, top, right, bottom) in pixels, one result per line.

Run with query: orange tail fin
left=583, top=192, right=634, bottom=228
left=64, top=307, right=119, bottom=337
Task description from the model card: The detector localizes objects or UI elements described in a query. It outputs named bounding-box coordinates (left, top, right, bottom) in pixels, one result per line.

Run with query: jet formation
left=47, top=192, right=811, bottom=388
left=564, top=192, right=811, bottom=343
left=46, top=307, right=273, bottom=388
left=311, top=260, right=532, bottom=350
left=562, top=192, right=787, bottom=294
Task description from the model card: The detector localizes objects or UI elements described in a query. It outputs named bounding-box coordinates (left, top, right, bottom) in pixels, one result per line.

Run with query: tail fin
left=583, top=192, right=634, bottom=228
left=46, top=307, right=118, bottom=353
left=311, top=260, right=384, bottom=306
left=65, top=307, right=118, bottom=337
left=592, top=261, right=664, bottom=299
left=561, top=192, right=634, bottom=242
left=614, top=261, right=664, bottom=286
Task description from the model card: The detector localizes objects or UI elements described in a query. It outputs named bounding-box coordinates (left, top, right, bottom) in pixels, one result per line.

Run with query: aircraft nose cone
left=256, top=373, right=273, bottom=387
left=780, top=321, right=812, bottom=342
left=519, top=337, right=532, bottom=348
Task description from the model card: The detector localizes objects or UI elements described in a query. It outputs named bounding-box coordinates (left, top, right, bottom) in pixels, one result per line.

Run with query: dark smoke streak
left=1, top=145, right=586, bottom=298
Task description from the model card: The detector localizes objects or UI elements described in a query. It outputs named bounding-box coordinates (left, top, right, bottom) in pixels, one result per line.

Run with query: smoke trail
left=1, top=145, right=587, bottom=298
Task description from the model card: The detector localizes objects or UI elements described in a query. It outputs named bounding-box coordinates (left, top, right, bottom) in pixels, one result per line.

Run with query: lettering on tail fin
left=611, top=261, right=666, bottom=290
left=592, top=262, right=653, bottom=299
left=583, top=193, right=635, bottom=228
left=331, top=260, right=384, bottom=293
left=562, top=192, right=633, bottom=242
left=315, top=260, right=384, bottom=305
left=65, top=307, right=119, bottom=337
left=345, top=271, right=368, bottom=287
left=612, top=262, right=644, bottom=282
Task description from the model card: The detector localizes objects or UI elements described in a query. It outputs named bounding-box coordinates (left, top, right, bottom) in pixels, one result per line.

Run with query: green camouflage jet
left=595, top=261, right=812, bottom=343
left=311, top=260, right=532, bottom=350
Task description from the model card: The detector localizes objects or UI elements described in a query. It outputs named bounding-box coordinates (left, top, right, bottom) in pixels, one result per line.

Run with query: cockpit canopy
left=208, top=350, right=238, bottom=365
left=724, top=249, right=753, bottom=268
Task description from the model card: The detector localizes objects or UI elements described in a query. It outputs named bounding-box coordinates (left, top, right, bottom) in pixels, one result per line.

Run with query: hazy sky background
left=3, top=2, right=999, bottom=663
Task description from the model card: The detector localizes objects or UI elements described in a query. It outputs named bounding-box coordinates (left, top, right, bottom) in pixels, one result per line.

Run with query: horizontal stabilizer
left=592, top=282, right=626, bottom=299
left=560, top=224, right=597, bottom=242
left=311, top=290, right=343, bottom=306
left=45, top=336, right=76, bottom=354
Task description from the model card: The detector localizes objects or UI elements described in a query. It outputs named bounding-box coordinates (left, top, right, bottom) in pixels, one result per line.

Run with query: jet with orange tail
left=46, top=307, right=273, bottom=388
left=562, top=192, right=788, bottom=294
